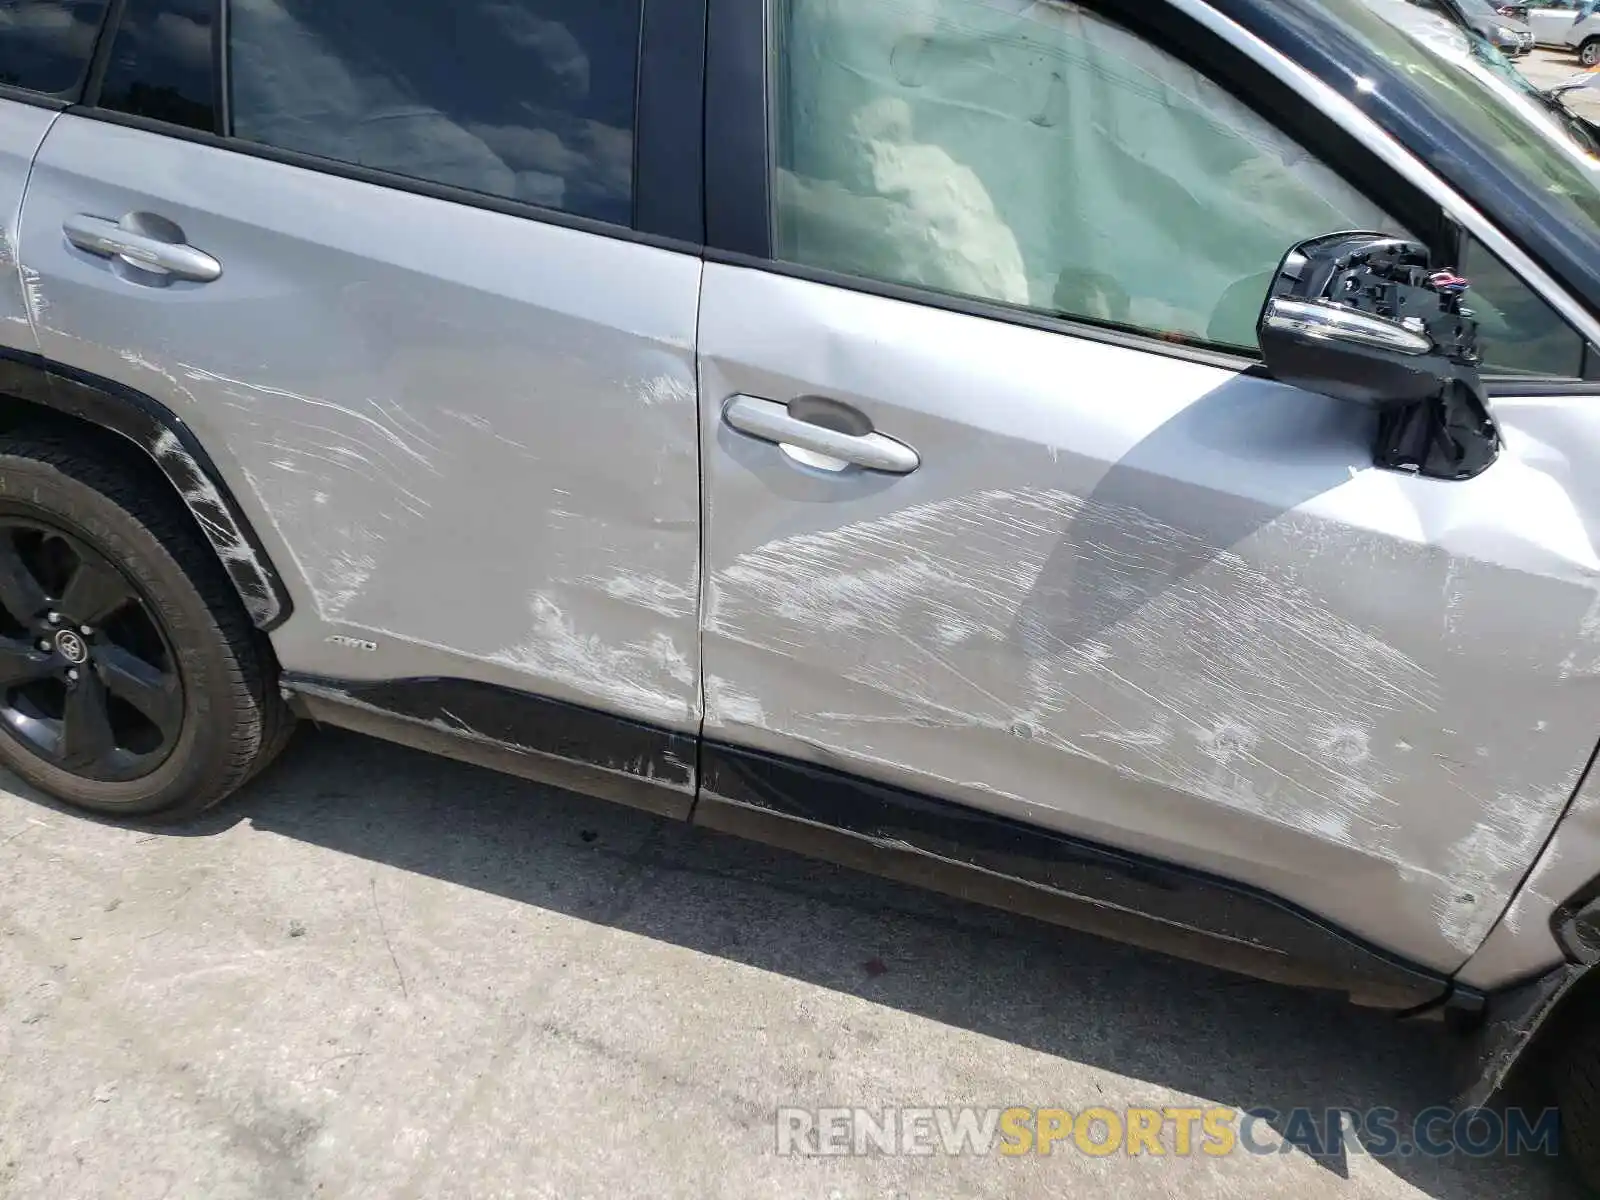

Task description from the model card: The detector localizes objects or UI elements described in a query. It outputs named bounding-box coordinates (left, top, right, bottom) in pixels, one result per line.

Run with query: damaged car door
left=696, top=0, right=1600, bottom=979
left=15, top=0, right=705, bottom=791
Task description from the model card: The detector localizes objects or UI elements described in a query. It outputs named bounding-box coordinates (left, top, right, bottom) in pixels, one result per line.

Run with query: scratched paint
left=704, top=675, right=768, bottom=729
left=1462, top=715, right=1600, bottom=986
left=138, top=428, right=281, bottom=625
left=173, top=353, right=703, bottom=730
left=488, top=593, right=695, bottom=724
left=705, top=478, right=1600, bottom=967
left=708, top=488, right=1440, bottom=850
left=0, top=104, right=54, bottom=349
left=17, top=121, right=706, bottom=732
left=118, top=348, right=202, bottom=405
left=699, top=264, right=1600, bottom=976
left=17, top=265, right=45, bottom=325
left=175, top=365, right=436, bottom=622
left=586, top=569, right=698, bottom=620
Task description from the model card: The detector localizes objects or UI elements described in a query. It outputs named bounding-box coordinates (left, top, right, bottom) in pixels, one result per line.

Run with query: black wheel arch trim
left=0, top=346, right=292, bottom=631
left=281, top=670, right=1484, bottom=1012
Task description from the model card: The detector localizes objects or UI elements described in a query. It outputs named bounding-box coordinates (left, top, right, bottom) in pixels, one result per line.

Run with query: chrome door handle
left=723, top=395, right=920, bottom=475
left=63, top=213, right=222, bottom=283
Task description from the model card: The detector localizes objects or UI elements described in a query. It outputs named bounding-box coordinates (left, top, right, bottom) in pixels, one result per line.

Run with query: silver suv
left=3, top=0, right=1600, bottom=1182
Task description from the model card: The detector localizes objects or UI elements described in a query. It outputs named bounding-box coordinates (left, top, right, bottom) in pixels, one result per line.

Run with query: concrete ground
left=1519, top=47, right=1600, bottom=117
left=0, top=726, right=1586, bottom=1200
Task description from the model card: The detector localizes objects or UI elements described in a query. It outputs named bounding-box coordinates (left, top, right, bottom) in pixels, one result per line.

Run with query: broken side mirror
left=1257, top=232, right=1499, bottom=480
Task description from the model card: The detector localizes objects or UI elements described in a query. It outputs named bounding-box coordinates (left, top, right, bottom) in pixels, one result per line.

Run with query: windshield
left=1453, top=0, right=1502, bottom=18
left=1313, top=0, right=1600, bottom=228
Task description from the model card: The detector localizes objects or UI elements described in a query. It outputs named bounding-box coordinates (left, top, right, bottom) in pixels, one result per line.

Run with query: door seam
left=12, top=109, right=63, bottom=354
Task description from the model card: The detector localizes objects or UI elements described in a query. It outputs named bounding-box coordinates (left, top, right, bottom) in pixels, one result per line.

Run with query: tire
left=1558, top=1018, right=1600, bottom=1192
left=1581, top=37, right=1600, bottom=67
left=0, top=432, right=292, bottom=820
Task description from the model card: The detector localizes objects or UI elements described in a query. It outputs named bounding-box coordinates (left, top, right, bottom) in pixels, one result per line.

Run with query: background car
left=1457, top=0, right=1539, bottom=53
left=1527, top=0, right=1585, bottom=42
left=1526, top=0, right=1600, bottom=60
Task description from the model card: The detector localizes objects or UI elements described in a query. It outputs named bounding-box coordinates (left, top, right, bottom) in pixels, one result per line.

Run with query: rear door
left=17, top=0, right=708, bottom=735
left=0, top=2, right=110, bottom=356
left=697, top=0, right=1600, bottom=974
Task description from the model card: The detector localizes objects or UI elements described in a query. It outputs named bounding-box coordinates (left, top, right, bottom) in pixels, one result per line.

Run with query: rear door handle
left=723, top=395, right=920, bottom=475
left=63, top=213, right=222, bottom=283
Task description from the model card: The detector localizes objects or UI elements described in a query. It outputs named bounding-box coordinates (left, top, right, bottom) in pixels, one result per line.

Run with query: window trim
left=212, top=0, right=229, bottom=136
left=72, top=0, right=706, bottom=250
left=716, top=0, right=1598, bottom=386
left=80, top=0, right=126, bottom=106
left=1486, top=378, right=1600, bottom=396
left=706, top=247, right=1276, bottom=376
left=634, top=0, right=707, bottom=244
left=707, top=245, right=1600, bottom=398
left=0, top=83, right=70, bottom=110
left=704, top=0, right=768, bottom=257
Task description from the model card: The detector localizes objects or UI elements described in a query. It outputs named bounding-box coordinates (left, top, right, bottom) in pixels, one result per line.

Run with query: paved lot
left=1520, top=47, right=1600, bottom=117
left=0, top=726, right=1586, bottom=1199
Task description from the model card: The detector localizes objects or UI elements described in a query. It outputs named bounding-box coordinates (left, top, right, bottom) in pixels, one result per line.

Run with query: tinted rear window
left=97, top=0, right=217, bottom=133
left=227, top=0, right=643, bottom=226
left=0, top=0, right=108, bottom=96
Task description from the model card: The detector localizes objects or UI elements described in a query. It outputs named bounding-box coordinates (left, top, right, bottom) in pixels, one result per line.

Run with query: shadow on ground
left=72, top=727, right=1590, bottom=1199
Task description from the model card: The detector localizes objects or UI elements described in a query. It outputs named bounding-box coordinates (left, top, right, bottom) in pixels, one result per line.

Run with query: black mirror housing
left=1256, top=232, right=1498, bottom=480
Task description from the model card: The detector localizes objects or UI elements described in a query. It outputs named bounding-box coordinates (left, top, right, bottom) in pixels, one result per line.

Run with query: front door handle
left=723, top=395, right=920, bottom=475
left=63, top=213, right=222, bottom=283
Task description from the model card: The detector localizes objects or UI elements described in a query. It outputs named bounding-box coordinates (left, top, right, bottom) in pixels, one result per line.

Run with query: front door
left=697, top=0, right=1600, bottom=973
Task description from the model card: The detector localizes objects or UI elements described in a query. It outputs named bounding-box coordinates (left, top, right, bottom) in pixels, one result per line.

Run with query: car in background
left=1527, top=0, right=1600, bottom=60
left=1458, top=0, right=1539, bottom=53
left=1571, top=18, right=1600, bottom=65
left=1527, top=0, right=1584, bottom=43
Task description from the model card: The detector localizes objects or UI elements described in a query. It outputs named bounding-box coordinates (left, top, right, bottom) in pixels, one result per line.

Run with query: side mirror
left=1256, top=232, right=1498, bottom=480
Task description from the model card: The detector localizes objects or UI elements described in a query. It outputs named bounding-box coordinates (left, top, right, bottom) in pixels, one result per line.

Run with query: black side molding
left=277, top=670, right=1474, bottom=1010
left=282, top=674, right=697, bottom=820
left=697, top=743, right=1466, bottom=1010
left=0, top=347, right=291, bottom=630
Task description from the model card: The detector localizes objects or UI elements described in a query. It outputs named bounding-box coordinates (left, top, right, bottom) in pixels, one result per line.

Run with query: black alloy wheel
left=0, top=434, right=291, bottom=819
left=0, top=516, right=182, bottom=782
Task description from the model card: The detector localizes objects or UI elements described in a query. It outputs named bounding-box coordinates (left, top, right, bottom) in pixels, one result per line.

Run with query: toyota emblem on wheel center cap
left=54, top=630, right=88, bottom=665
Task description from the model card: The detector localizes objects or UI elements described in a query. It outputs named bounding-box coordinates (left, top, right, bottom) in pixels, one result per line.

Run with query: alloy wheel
left=0, top=517, right=182, bottom=782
